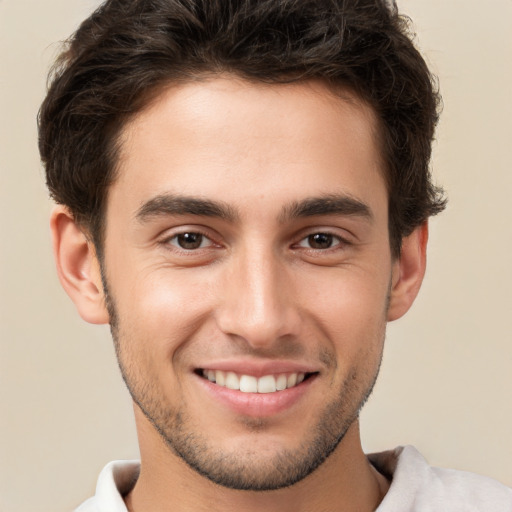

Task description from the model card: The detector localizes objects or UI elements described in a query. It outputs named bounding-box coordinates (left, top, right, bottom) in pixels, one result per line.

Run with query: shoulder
left=73, top=460, right=140, bottom=512
left=74, top=496, right=98, bottom=512
left=369, top=446, right=512, bottom=512
left=430, top=464, right=512, bottom=508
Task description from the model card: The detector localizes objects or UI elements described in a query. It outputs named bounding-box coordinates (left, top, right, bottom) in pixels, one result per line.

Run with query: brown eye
left=297, top=232, right=343, bottom=250
left=171, top=232, right=208, bottom=250
left=307, top=233, right=333, bottom=249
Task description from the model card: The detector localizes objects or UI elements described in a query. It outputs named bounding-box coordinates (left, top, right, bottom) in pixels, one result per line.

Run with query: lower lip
left=195, top=374, right=316, bottom=418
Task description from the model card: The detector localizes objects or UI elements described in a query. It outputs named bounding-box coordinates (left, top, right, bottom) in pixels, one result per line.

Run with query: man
left=38, top=0, right=511, bottom=510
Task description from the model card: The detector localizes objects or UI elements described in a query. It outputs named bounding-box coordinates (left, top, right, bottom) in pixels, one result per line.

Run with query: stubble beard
left=102, top=276, right=384, bottom=492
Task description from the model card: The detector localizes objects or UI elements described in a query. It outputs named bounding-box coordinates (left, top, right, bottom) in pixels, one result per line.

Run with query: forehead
left=110, top=77, right=387, bottom=223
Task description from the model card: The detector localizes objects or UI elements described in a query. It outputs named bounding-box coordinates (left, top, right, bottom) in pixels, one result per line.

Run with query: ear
left=50, top=205, right=110, bottom=324
left=387, top=222, right=428, bottom=321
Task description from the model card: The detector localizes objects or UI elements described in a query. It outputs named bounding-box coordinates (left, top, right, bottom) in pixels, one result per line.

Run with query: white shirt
left=75, top=446, right=512, bottom=511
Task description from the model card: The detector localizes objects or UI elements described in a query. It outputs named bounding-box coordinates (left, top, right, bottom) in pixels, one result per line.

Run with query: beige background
left=1, top=0, right=511, bottom=510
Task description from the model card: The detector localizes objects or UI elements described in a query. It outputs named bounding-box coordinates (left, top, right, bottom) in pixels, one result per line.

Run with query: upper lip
left=194, top=359, right=320, bottom=377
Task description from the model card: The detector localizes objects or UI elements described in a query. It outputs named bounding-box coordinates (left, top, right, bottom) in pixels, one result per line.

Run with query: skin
left=51, top=77, right=427, bottom=512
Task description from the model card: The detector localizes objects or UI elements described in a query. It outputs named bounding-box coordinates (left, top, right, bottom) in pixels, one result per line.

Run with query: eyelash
left=295, top=232, right=346, bottom=251
left=161, top=229, right=349, bottom=253
left=162, top=230, right=219, bottom=252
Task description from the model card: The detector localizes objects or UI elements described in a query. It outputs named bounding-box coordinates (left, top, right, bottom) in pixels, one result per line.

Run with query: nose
left=215, top=246, right=301, bottom=350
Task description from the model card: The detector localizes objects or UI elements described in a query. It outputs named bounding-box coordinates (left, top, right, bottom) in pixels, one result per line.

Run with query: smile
left=199, top=369, right=310, bottom=393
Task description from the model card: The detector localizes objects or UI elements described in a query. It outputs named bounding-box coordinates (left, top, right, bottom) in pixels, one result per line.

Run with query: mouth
left=196, top=369, right=316, bottom=394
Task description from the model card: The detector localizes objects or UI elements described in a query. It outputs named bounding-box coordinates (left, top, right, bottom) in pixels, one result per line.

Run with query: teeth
left=239, top=375, right=258, bottom=393
left=201, top=370, right=309, bottom=393
left=215, top=370, right=226, bottom=387
left=287, top=373, right=297, bottom=387
left=257, top=375, right=276, bottom=393
left=225, top=372, right=239, bottom=390
left=276, top=374, right=287, bottom=391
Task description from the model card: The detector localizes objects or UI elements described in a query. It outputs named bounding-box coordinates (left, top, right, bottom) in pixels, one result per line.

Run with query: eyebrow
left=280, top=194, right=373, bottom=223
left=135, top=192, right=372, bottom=224
left=135, top=194, right=238, bottom=223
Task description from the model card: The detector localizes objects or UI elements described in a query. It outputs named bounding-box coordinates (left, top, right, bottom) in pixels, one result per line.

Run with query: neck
left=125, top=413, right=389, bottom=512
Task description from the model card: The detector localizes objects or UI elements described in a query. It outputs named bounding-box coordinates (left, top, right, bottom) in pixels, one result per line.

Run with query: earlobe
left=387, top=222, right=428, bottom=322
left=50, top=206, right=110, bottom=325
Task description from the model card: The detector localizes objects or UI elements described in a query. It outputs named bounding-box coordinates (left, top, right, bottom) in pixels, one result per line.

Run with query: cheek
left=111, top=267, right=218, bottom=359
left=300, top=266, right=390, bottom=322
left=297, top=268, right=389, bottom=361
left=115, top=262, right=194, bottom=319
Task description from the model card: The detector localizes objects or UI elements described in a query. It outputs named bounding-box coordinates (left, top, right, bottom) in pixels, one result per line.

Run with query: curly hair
left=39, top=0, right=446, bottom=257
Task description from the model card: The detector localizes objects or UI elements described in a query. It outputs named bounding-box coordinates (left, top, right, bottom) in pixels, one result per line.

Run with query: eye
left=297, top=232, right=341, bottom=250
left=168, top=232, right=213, bottom=250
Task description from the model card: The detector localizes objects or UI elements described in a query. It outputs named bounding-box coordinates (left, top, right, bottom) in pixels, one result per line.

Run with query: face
left=101, top=78, right=395, bottom=490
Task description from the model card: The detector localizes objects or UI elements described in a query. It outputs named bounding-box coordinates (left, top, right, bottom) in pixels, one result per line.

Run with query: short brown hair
left=39, top=0, right=446, bottom=257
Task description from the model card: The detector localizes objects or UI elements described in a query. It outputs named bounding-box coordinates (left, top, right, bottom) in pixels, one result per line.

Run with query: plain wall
left=1, top=0, right=511, bottom=510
